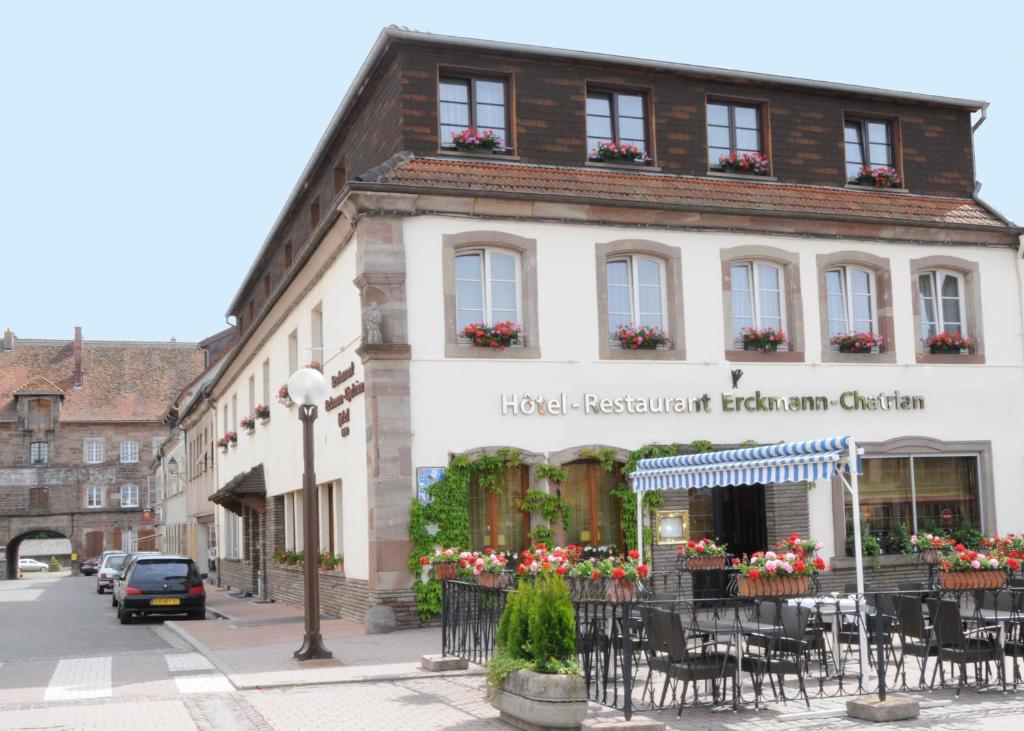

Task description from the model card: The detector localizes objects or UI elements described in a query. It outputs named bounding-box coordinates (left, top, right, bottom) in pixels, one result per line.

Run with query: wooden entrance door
left=85, top=531, right=103, bottom=557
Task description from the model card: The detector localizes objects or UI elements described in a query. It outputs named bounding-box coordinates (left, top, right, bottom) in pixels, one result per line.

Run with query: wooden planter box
left=604, top=579, right=638, bottom=603
left=686, top=556, right=727, bottom=570
left=491, top=669, right=588, bottom=730
left=938, top=570, right=1005, bottom=591
left=743, top=341, right=779, bottom=352
left=478, top=572, right=507, bottom=589
left=433, top=562, right=457, bottom=581
left=737, top=574, right=810, bottom=597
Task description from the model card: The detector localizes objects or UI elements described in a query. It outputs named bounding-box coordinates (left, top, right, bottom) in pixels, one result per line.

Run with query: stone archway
left=4, top=528, right=72, bottom=580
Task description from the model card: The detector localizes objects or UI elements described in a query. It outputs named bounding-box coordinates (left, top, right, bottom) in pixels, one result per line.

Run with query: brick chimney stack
left=2, top=329, right=13, bottom=351
left=73, top=326, right=83, bottom=387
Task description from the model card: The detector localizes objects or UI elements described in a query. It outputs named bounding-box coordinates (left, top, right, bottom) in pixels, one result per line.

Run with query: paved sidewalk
left=167, top=587, right=475, bottom=690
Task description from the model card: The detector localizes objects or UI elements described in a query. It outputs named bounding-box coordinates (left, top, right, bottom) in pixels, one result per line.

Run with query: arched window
left=730, top=260, right=785, bottom=338
left=561, top=461, right=622, bottom=549
left=918, top=269, right=965, bottom=339
left=455, top=249, right=521, bottom=330
left=826, top=266, right=877, bottom=337
left=606, top=255, right=666, bottom=335
left=467, top=465, right=529, bottom=552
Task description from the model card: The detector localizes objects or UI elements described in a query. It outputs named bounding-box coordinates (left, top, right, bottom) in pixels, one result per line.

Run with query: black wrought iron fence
left=441, top=576, right=1024, bottom=718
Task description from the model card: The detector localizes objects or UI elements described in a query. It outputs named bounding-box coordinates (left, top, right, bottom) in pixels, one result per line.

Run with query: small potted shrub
left=319, top=551, right=336, bottom=572
left=739, top=326, right=787, bottom=352
left=832, top=331, right=884, bottom=354
left=48, top=556, right=61, bottom=572
left=854, top=165, right=901, bottom=189
left=255, top=403, right=270, bottom=424
left=274, top=547, right=287, bottom=565
left=717, top=151, right=769, bottom=175
left=677, top=538, right=728, bottom=570
left=614, top=324, right=669, bottom=350
left=462, top=321, right=523, bottom=350
left=488, top=575, right=585, bottom=729
left=590, top=141, right=648, bottom=164
left=240, top=415, right=255, bottom=433
left=334, top=555, right=345, bottom=575
left=450, top=128, right=502, bottom=152
left=926, top=331, right=971, bottom=354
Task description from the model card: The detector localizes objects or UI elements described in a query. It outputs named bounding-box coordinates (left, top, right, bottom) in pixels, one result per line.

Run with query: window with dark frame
left=586, top=90, right=648, bottom=158
left=29, top=441, right=48, bottom=465
left=467, top=465, right=529, bottom=551
left=707, top=101, right=764, bottom=168
left=562, top=462, right=623, bottom=549
left=439, top=76, right=509, bottom=150
left=844, top=119, right=895, bottom=181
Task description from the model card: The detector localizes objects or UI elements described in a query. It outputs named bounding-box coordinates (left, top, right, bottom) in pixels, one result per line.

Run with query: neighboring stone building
left=0, top=327, right=206, bottom=578
left=208, top=28, right=1022, bottom=628
left=153, top=330, right=233, bottom=570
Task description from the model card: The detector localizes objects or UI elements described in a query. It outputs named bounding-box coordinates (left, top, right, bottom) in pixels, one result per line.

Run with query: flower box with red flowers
left=217, top=431, right=237, bottom=451
left=677, top=539, right=728, bottom=570
left=983, top=533, right=1024, bottom=563
left=854, top=165, right=901, bottom=189
left=614, top=324, right=669, bottom=350
left=239, top=415, right=256, bottom=433
left=255, top=403, right=270, bottom=424
left=717, top=151, right=769, bottom=176
left=429, top=547, right=460, bottom=581
left=733, top=547, right=825, bottom=597
left=740, top=326, right=787, bottom=352
left=277, top=384, right=294, bottom=407
left=937, top=548, right=1007, bottom=590
left=450, top=128, right=503, bottom=152
left=775, top=533, right=823, bottom=557
left=462, top=321, right=524, bottom=350
left=831, top=331, right=884, bottom=354
left=590, top=141, right=649, bottom=164
left=910, top=533, right=956, bottom=563
left=927, top=331, right=971, bottom=355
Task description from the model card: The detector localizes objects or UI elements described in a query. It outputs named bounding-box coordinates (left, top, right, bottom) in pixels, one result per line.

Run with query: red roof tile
left=13, top=376, right=64, bottom=396
left=0, top=339, right=205, bottom=422
left=373, top=157, right=1008, bottom=229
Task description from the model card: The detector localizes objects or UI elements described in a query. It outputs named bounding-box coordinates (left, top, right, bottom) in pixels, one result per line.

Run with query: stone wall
left=218, top=558, right=257, bottom=595
left=819, top=555, right=931, bottom=592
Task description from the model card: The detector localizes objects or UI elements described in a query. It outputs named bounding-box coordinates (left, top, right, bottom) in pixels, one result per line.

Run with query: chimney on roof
left=73, top=326, right=83, bottom=388
left=2, top=329, right=13, bottom=351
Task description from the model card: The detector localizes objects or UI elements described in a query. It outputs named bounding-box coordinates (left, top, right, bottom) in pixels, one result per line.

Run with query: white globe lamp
left=287, top=367, right=328, bottom=407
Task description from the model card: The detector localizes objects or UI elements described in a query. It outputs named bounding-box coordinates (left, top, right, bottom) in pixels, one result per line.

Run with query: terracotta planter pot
left=479, top=572, right=506, bottom=589
left=605, top=579, right=637, bottom=603
left=737, top=573, right=810, bottom=597
left=939, top=570, right=1005, bottom=591
left=433, top=562, right=457, bottom=581
left=686, top=556, right=727, bottom=570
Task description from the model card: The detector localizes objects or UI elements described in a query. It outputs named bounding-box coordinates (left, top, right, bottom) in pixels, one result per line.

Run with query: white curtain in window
left=455, top=249, right=520, bottom=330
left=919, top=271, right=964, bottom=339
left=606, top=256, right=665, bottom=334
left=827, top=267, right=875, bottom=336
left=731, top=262, right=784, bottom=336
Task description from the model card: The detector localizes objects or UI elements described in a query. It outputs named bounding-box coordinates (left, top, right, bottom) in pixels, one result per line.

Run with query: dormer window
left=439, top=76, right=509, bottom=152
left=707, top=101, right=766, bottom=172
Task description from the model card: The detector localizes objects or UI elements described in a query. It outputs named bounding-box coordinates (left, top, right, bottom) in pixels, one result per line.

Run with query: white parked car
left=19, top=558, right=48, bottom=573
left=96, top=553, right=126, bottom=593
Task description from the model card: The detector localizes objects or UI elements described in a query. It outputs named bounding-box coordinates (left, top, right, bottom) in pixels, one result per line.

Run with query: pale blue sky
left=1, top=2, right=1019, bottom=342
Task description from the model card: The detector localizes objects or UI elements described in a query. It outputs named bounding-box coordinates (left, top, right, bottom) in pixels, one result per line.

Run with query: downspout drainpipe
left=969, top=104, right=1024, bottom=361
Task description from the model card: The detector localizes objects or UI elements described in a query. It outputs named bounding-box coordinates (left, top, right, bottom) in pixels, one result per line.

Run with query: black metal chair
left=894, top=593, right=940, bottom=689
left=927, top=597, right=1005, bottom=696
left=651, top=607, right=735, bottom=716
left=743, top=604, right=813, bottom=708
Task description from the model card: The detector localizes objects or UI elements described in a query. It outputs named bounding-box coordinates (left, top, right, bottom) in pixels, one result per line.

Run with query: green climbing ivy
left=522, top=489, right=569, bottom=526
left=611, top=443, right=679, bottom=559
left=579, top=447, right=618, bottom=474
left=535, top=463, right=568, bottom=484
left=407, top=449, right=521, bottom=619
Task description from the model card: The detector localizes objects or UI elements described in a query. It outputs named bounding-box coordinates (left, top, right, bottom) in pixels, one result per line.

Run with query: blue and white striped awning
left=629, top=436, right=858, bottom=492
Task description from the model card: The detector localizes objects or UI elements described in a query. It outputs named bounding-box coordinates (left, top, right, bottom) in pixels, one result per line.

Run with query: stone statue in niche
left=363, top=302, right=383, bottom=345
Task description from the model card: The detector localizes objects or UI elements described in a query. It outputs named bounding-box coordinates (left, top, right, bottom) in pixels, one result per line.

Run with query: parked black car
left=116, top=555, right=207, bottom=624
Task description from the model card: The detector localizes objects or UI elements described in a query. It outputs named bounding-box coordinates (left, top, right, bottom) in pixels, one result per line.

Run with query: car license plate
left=151, top=597, right=181, bottom=606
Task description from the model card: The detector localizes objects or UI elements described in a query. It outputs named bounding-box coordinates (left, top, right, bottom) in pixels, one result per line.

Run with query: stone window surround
left=910, top=255, right=985, bottom=364
left=595, top=240, right=686, bottom=360
left=720, top=244, right=805, bottom=362
left=816, top=251, right=896, bottom=364
left=442, top=231, right=540, bottom=359
left=829, top=436, right=994, bottom=556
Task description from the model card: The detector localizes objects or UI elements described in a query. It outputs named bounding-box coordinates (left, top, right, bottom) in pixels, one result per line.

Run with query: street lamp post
left=287, top=367, right=333, bottom=661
